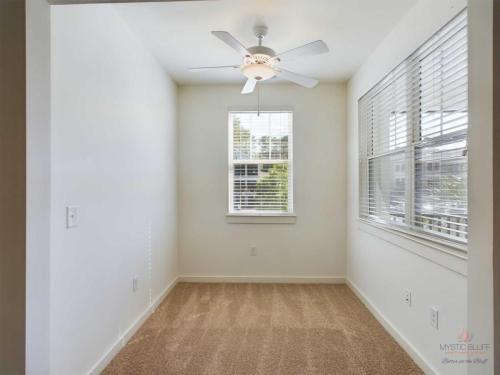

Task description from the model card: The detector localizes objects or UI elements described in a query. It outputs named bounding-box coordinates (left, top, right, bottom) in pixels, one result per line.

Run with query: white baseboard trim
left=345, top=278, right=437, bottom=375
left=87, top=277, right=178, bottom=375
left=178, top=275, right=346, bottom=284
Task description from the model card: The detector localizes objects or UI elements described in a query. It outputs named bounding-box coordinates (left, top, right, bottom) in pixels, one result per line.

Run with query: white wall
left=178, top=84, right=346, bottom=280
left=26, top=0, right=51, bottom=373
left=346, top=0, right=468, bottom=374
left=467, top=0, right=494, bottom=373
left=50, top=5, right=178, bottom=374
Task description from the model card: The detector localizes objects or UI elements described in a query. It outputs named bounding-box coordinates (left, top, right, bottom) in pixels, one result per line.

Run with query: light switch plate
left=132, top=276, right=139, bottom=292
left=404, top=290, right=412, bottom=307
left=66, top=206, right=78, bottom=228
left=430, top=307, right=439, bottom=330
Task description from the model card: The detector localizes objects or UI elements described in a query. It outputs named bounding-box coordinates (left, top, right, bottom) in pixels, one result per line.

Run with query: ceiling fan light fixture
left=241, top=64, right=276, bottom=81
left=191, top=27, right=328, bottom=94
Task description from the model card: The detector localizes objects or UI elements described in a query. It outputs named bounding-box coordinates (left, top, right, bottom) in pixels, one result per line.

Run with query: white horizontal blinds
left=374, top=61, right=409, bottom=225
left=369, top=63, right=409, bottom=156
left=369, top=152, right=407, bottom=225
left=229, top=111, right=292, bottom=213
left=359, top=58, right=411, bottom=225
left=414, top=10, right=468, bottom=242
left=418, top=11, right=467, bottom=141
left=359, top=9, right=468, bottom=245
left=358, top=99, right=370, bottom=218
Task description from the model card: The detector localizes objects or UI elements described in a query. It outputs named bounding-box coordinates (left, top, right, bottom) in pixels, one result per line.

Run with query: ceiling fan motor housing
left=247, top=46, right=275, bottom=58
left=242, top=46, right=277, bottom=81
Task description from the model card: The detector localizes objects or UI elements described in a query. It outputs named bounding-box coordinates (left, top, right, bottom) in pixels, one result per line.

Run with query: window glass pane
left=232, top=116, right=250, bottom=160
left=247, top=164, right=258, bottom=176
left=229, top=111, right=292, bottom=214
left=234, top=164, right=244, bottom=176
left=232, top=163, right=289, bottom=212
left=251, top=113, right=270, bottom=160
left=269, top=112, right=290, bottom=160
left=415, top=139, right=467, bottom=242
left=368, top=152, right=406, bottom=225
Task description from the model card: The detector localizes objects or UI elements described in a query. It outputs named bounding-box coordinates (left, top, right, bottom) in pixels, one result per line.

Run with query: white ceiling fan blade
left=277, top=69, right=319, bottom=88
left=241, top=78, right=257, bottom=94
left=189, top=65, right=240, bottom=72
left=211, top=31, right=251, bottom=57
left=274, top=40, right=329, bottom=62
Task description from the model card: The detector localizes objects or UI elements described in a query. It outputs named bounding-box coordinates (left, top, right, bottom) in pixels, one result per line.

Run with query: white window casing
left=228, top=111, right=293, bottom=216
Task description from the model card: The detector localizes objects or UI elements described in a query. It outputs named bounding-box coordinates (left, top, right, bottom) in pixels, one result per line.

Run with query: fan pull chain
left=257, top=83, right=260, bottom=116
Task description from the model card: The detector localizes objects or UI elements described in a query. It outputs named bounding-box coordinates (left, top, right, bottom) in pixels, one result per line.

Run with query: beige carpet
left=103, top=283, right=423, bottom=375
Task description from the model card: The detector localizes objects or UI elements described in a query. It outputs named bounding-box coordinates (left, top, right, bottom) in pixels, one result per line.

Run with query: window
left=359, top=9, right=468, bottom=246
left=228, top=111, right=293, bottom=215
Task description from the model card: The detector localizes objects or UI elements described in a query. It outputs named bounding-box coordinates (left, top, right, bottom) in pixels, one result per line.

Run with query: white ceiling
left=115, top=0, right=416, bottom=85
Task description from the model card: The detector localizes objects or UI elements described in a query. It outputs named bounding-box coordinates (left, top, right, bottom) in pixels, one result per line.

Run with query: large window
left=228, top=111, right=293, bottom=215
left=359, top=10, right=468, bottom=246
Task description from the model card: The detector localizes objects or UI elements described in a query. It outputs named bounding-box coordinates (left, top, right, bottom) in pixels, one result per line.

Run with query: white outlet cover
left=132, top=277, right=139, bottom=292
left=430, top=307, right=439, bottom=329
left=404, top=290, right=412, bottom=307
left=250, top=246, right=257, bottom=256
left=66, top=206, right=78, bottom=228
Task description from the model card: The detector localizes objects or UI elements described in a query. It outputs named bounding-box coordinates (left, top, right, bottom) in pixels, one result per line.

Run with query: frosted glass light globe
left=241, top=64, right=276, bottom=81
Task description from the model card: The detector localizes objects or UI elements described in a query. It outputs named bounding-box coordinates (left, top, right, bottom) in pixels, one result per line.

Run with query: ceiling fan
left=189, top=25, right=329, bottom=94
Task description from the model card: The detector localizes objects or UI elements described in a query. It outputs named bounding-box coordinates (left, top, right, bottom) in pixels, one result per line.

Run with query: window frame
left=358, top=9, right=468, bottom=252
left=227, top=110, right=294, bottom=218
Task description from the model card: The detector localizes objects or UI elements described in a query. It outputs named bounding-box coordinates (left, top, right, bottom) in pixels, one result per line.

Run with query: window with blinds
left=359, top=9, right=468, bottom=246
left=228, top=111, right=293, bottom=214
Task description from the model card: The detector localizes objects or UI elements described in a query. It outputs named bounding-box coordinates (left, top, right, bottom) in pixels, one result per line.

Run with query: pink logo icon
left=457, top=329, right=473, bottom=342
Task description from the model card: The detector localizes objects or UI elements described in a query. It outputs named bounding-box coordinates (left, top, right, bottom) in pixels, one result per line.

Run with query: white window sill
left=357, top=218, right=467, bottom=276
left=226, top=213, right=296, bottom=224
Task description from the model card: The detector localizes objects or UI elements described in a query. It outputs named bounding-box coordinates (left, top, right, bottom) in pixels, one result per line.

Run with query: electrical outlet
left=404, top=290, right=412, bottom=307
left=132, top=276, right=139, bottom=292
left=66, top=206, right=78, bottom=228
left=430, top=307, right=439, bottom=329
left=250, top=246, right=257, bottom=256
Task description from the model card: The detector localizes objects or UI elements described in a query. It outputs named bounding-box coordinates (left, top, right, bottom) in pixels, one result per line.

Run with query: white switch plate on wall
left=404, top=290, right=412, bottom=307
left=132, top=276, right=139, bottom=292
left=66, top=206, right=78, bottom=228
left=430, top=307, right=439, bottom=329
